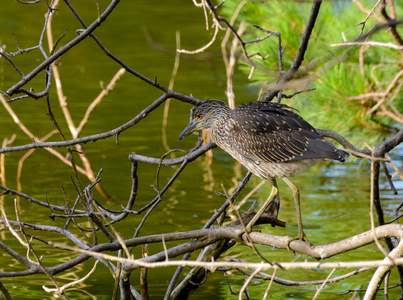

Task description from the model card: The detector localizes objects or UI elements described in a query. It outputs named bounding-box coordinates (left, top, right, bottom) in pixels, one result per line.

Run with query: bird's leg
left=245, top=184, right=279, bottom=233
left=282, top=177, right=310, bottom=245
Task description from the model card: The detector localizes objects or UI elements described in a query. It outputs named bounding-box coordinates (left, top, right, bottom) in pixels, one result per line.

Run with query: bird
left=178, top=100, right=349, bottom=244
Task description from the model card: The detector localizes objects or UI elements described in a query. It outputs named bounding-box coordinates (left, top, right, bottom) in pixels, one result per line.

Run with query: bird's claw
left=286, top=232, right=311, bottom=252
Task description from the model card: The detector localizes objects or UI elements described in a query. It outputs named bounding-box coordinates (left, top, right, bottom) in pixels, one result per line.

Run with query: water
left=0, top=1, right=402, bottom=299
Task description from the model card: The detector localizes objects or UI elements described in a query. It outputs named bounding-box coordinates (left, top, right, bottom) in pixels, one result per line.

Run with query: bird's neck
left=210, top=107, right=231, bottom=147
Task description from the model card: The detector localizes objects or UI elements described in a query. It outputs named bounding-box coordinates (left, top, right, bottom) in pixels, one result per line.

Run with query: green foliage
left=221, top=0, right=403, bottom=147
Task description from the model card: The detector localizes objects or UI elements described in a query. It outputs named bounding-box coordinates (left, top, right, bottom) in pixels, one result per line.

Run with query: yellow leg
left=282, top=177, right=310, bottom=245
left=245, top=185, right=279, bottom=232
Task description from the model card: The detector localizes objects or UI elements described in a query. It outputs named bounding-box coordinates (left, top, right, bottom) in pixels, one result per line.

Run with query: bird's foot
left=286, top=232, right=311, bottom=252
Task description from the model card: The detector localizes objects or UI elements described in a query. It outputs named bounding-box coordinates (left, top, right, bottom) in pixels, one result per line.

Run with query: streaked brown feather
left=225, top=101, right=345, bottom=165
left=180, top=100, right=349, bottom=179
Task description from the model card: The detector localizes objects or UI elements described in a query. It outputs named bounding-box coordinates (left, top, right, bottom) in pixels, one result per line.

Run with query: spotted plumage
left=178, top=100, right=348, bottom=178
left=178, top=100, right=349, bottom=243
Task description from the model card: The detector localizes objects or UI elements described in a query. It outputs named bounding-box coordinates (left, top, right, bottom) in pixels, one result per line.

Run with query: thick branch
left=44, top=224, right=403, bottom=272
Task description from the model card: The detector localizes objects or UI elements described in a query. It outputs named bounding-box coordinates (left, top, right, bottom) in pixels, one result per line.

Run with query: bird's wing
left=227, top=102, right=340, bottom=163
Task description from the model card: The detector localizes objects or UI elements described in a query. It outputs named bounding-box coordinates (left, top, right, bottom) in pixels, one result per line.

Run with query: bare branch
left=263, top=1, right=322, bottom=101
left=7, top=0, right=120, bottom=95
left=331, top=41, right=403, bottom=50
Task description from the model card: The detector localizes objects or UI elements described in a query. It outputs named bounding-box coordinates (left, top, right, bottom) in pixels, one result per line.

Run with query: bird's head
left=178, top=100, right=228, bottom=140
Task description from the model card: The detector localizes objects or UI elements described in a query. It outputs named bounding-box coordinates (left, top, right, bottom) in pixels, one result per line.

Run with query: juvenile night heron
left=178, top=100, right=349, bottom=243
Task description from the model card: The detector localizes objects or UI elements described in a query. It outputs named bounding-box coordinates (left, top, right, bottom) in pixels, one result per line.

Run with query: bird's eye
left=196, top=114, right=202, bottom=120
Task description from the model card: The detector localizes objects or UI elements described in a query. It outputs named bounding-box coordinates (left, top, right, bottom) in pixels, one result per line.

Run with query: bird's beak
left=178, top=119, right=198, bottom=140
